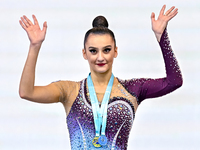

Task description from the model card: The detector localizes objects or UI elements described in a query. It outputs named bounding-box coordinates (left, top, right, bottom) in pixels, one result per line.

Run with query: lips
left=97, top=63, right=106, bottom=66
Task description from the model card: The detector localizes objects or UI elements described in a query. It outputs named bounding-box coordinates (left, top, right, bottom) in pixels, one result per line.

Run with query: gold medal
left=92, top=136, right=101, bottom=147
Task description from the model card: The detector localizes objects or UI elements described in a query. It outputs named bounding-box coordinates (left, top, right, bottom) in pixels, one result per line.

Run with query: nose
left=97, top=51, right=104, bottom=62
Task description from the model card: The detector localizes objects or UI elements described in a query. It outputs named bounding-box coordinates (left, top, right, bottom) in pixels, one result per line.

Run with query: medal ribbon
left=87, top=73, right=114, bottom=137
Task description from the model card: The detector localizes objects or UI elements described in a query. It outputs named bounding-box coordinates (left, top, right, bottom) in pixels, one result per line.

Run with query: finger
left=19, top=20, right=27, bottom=30
left=164, top=6, right=175, bottom=16
left=168, top=8, right=178, bottom=17
left=23, top=15, right=33, bottom=26
left=20, top=17, right=30, bottom=28
left=42, top=21, right=47, bottom=33
left=159, top=5, right=166, bottom=16
left=151, top=12, right=155, bottom=22
left=32, top=15, right=39, bottom=25
left=168, top=9, right=178, bottom=21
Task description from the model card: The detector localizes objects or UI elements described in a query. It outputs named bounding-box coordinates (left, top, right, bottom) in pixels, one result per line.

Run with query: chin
left=94, top=68, right=111, bottom=74
left=91, top=64, right=112, bottom=74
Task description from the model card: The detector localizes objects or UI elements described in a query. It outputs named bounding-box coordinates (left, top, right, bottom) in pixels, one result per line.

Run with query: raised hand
left=19, top=15, right=47, bottom=46
left=151, top=5, right=178, bottom=41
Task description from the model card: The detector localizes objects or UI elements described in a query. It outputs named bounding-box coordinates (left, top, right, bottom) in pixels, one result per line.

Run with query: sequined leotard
left=54, top=29, right=182, bottom=150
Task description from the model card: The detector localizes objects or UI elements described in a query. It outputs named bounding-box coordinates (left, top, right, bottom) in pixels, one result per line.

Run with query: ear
left=114, top=46, right=118, bottom=58
left=82, top=49, right=88, bottom=60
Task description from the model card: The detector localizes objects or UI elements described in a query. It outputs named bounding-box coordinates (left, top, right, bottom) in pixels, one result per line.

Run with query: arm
left=118, top=5, right=182, bottom=104
left=139, top=5, right=182, bottom=101
left=138, top=29, right=183, bottom=101
left=19, top=15, right=60, bottom=103
left=120, top=29, right=182, bottom=104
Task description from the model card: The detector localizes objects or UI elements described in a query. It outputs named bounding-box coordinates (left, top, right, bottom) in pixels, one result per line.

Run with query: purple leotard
left=57, top=29, right=182, bottom=150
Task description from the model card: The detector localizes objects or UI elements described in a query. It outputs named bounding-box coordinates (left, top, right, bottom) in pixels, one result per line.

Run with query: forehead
left=85, top=33, right=114, bottom=47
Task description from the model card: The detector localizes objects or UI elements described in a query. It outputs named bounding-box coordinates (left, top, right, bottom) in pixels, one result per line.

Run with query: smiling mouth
left=97, top=63, right=106, bottom=66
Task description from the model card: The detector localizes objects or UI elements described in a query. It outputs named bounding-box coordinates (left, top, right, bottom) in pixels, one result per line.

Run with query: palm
left=19, top=15, right=47, bottom=45
left=151, top=5, right=178, bottom=35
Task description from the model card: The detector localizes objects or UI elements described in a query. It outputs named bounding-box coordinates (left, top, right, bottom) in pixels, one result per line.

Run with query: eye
left=89, top=49, right=97, bottom=54
left=104, top=48, right=111, bottom=53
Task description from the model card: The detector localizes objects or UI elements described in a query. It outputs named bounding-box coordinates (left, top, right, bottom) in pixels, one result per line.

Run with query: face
left=83, top=33, right=118, bottom=74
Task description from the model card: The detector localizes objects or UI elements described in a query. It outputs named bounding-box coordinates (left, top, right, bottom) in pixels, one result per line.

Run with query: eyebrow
left=88, top=45, right=112, bottom=49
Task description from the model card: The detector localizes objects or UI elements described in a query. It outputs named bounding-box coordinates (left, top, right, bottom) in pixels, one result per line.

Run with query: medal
left=92, top=136, right=101, bottom=147
left=98, top=135, right=107, bottom=145
left=87, top=73, right=114, bottom=147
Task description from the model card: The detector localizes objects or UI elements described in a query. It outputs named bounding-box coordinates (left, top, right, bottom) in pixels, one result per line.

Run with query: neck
left=90, top=70, right=112, bottom=86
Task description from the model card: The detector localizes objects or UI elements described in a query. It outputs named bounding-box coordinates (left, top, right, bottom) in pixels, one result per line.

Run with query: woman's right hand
left=19, top=15, right=61, bottom=103
left=19, top=15, right=47, bottom=46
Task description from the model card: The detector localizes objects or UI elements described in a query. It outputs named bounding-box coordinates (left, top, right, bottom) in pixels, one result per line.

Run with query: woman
left=19, top=5, right=182, bottom=150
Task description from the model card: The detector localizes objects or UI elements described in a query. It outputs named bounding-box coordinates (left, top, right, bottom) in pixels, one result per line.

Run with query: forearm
left=159, top=29, right=183, bottom=87
left=19, top=44, right=41, bottom=99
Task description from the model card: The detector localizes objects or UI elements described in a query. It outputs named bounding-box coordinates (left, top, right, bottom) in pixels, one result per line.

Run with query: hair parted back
left=84, top=16, right=116, bottom=48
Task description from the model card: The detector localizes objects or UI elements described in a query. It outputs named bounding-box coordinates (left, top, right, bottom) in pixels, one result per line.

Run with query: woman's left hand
left=151, top=5, right=178, bottom=42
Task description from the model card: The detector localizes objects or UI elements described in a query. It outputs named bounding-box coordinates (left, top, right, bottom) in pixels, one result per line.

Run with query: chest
left=67, top=91, right=135, bottom=150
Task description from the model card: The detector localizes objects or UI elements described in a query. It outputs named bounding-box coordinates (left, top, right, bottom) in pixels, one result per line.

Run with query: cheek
left=107, top=53, right=115, bottom=63
left=87, top=55, right=96, bottom=64
left=107, top=56, right=113, bottom=62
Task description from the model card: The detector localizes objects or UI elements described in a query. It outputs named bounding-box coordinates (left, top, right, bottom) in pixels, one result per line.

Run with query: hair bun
left=92, top=16, right=109, bottom=28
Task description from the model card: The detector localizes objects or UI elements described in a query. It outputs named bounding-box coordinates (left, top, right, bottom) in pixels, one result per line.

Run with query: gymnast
left=19, top=5, right=182, bottom=149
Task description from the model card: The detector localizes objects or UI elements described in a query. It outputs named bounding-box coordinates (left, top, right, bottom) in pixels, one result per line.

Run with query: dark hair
left=84, top=16, right=116, bottom=48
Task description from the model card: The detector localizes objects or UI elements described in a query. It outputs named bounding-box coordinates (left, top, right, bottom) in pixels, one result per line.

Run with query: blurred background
left=0, top=0, right=199, bottom=149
